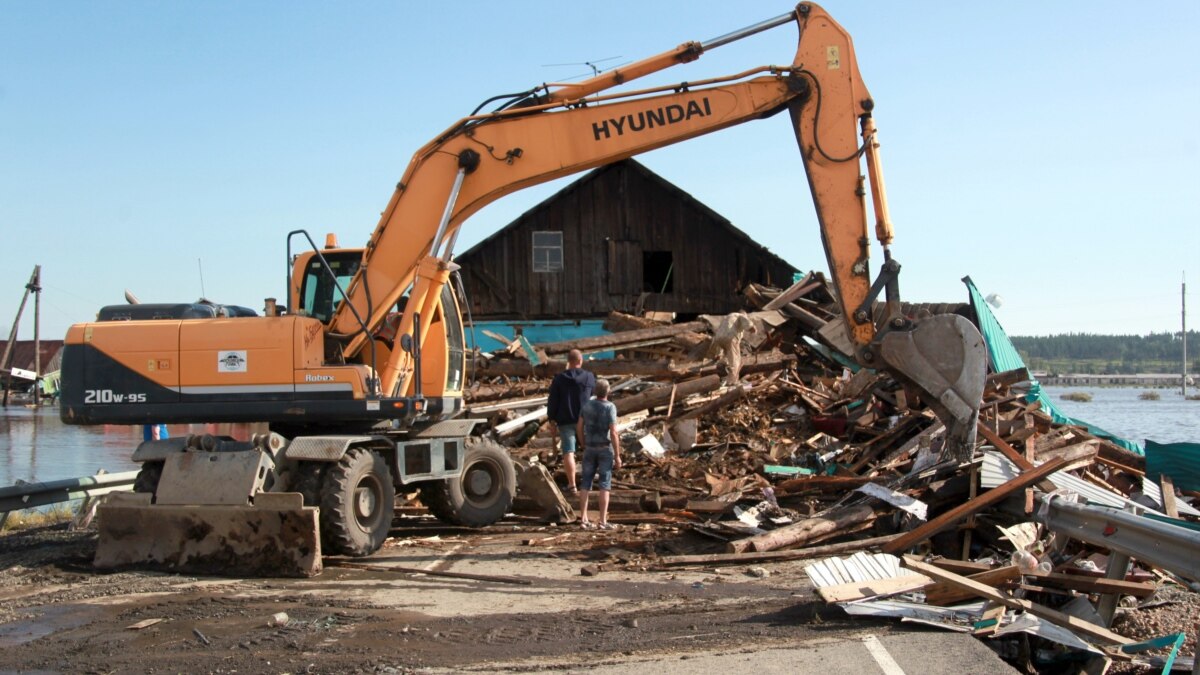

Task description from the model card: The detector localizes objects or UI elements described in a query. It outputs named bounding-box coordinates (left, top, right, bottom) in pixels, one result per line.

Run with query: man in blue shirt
left=547, top=349, right=595, bottom=494
left=577, top=378, right=621, bottom=529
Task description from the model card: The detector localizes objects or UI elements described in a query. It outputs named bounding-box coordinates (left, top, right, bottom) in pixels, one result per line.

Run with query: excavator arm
left=329, top=2, right=984, bottom=457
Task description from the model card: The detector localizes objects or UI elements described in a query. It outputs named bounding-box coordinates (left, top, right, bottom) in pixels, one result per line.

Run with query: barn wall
left=458, top=162, right=796, bottom=319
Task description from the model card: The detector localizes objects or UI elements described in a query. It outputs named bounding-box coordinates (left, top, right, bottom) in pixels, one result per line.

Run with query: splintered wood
left=446, top=278, right=1196, bottom=658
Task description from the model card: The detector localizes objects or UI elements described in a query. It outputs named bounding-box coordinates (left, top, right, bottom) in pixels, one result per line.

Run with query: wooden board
left=882, top=457, right=1068, bottom=554
left=817, top=574, right=932, bottom=603
left=902, top=557, right=1132, bottom=646
left=924, top=565, right=1022, bottom=606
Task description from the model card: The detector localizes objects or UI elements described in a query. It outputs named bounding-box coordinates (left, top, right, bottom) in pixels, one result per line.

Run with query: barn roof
left=0, top=340, right=63, bottom=376
left=458, top=159, right=799, bottom=272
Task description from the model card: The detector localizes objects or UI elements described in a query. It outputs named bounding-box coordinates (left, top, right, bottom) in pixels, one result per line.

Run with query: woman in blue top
left=576, top=378, right=622, bottom=529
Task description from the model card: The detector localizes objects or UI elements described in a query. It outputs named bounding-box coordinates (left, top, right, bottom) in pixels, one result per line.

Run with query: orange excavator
left=59, top=3, right=985, bottom=576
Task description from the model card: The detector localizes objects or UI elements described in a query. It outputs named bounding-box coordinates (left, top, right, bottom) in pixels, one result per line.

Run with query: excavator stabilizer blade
left=94, top=492, right=323, bottom=577
left=878, top=314, right=986, bottom=461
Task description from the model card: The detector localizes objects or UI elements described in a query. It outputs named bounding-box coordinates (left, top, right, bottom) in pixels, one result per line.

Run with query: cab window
left=299, top=253, right=361, bottom=323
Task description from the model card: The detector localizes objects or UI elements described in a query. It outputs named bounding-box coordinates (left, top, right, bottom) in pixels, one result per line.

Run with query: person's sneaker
left=580, top=520, right=595, bottom=530
left=598, top=522, right=616, bottom=530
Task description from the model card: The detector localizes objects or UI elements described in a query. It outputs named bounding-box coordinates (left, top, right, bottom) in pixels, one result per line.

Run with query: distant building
left=455, top=160, right=799, bottom=322
left=0, top=339, right=62, bottom=390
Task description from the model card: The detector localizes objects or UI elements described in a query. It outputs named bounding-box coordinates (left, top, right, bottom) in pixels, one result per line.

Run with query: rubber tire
left=422, top=439, right=516, bottom=527
left=133, top=462, right=163, bottom=499
left=319, top=447, right=395, bottom=557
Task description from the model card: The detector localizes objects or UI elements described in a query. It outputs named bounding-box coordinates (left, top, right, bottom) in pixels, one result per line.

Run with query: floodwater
left=1040, top=385, right=1200, bottom=446
left=1, top=387, right=1198, bottom=487
left=0, top=405, right=261, bottom=487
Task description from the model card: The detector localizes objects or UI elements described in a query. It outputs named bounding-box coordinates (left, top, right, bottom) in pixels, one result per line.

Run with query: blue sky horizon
left=2, top=1, right=1197, bottom=340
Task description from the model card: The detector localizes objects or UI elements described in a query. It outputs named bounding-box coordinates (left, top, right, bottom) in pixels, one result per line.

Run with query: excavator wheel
left=421, top=439, right=516, bottom=527
left=319, top=447, right=395, bottom=557
left=132, top=461, right=163, bottom=499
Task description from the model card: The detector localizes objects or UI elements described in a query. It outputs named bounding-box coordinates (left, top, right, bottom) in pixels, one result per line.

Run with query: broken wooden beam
left=902, top=557, right=1132, bottom=646
left=613, top=375, right=721, bottom=416
left=774, top=475, right=874, bottom=496
left=727, top=503, right=875, bottom=554
left=470, top=357, right=678, bottom=379
left=923, top=565, right=1022, bottom=606
left=535, top=321, right=708, bottom=356
left=881, top=456, right=1068, bottom=555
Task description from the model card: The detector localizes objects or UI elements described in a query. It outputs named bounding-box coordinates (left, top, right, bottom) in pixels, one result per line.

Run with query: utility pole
left=32, top=266, right=42, bottom=407
left=1, top=265, right=40, bottom=407
left=1184, top=272, right=1188, bottom=398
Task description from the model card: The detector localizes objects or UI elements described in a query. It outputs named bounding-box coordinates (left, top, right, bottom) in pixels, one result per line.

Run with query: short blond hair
left=594, top=378, right=611, bottom=399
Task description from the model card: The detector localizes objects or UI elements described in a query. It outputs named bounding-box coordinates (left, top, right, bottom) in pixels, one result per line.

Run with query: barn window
left=532, top=231, right=563, bottom=273
left=643, top=250, right=674, bottom=293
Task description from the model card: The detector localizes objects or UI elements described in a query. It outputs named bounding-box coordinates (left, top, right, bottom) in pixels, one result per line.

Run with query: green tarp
left=1145, top=439, right=1200, bottom=492
left=963, top=277, right=1145, bottom=456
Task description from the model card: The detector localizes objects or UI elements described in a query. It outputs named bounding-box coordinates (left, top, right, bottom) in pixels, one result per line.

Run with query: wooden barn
left=456, top=160, right=798, bottom=321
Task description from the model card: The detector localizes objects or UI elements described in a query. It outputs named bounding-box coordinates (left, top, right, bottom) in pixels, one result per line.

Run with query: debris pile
left=446, top=274, right=1199, bottom=672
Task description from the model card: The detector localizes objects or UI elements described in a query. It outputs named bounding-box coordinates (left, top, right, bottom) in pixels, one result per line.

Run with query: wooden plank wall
left=458, top=161, right=798, bottom=319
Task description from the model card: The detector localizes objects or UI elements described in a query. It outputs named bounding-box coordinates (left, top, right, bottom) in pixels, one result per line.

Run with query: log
left=881, top=456, right=1068, bottom=555
left=465, top=382, right=550, bottom=403
left=469, top=357, right=677, bottom=379
left=726, top=503, right=876, bottom=554
left=613, top=375, right=721, bottom=416
left=655, top=533, right=899, bottom=567
left=681, top=351, right=796, bottom=379
left=604, top=312, right=709, bottom=350
left=514, top=489, right=660, bottom=515
left=535, top=321, right=708, bottom=356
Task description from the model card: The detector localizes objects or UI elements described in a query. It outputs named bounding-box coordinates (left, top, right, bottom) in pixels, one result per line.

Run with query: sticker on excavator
left=94, top=492, right=322, bottom=577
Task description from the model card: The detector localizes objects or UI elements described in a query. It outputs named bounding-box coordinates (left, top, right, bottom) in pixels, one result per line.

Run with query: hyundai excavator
left=59, top=3, right=985, bottom=577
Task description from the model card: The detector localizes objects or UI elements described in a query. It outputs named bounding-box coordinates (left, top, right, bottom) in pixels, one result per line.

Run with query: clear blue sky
left=2, top=1, right=1197, bottom=341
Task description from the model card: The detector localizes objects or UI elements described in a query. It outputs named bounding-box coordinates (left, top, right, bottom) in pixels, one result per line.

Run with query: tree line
left=1011, top=331, right=1199, bottom=374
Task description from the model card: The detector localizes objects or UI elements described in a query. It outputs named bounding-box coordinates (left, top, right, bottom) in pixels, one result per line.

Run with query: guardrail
left=1033, top=494, right=1200, bottom=585
left=0, top=471, right=139, bottom=526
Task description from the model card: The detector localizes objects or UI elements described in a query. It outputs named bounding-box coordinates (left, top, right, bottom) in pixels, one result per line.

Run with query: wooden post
left=961, top=463, right=978, bottom=560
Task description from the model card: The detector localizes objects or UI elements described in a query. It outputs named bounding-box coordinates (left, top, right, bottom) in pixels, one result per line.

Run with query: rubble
left=443, top=273, right=1199, bottom=672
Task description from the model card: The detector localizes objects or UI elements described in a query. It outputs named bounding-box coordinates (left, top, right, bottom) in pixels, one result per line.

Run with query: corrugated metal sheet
left=980, top=451, right=1200, bottom=517
left=1141, top=477, right=1200, bottom=517
left=804, top=552, right=906, bottom=588
left=842, top=599, right=987, bottom=630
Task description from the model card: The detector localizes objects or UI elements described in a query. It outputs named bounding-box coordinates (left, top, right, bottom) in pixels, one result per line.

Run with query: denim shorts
left=580, top=446, right=614, bottom=491
left=558, top=425, right=578, bottom=455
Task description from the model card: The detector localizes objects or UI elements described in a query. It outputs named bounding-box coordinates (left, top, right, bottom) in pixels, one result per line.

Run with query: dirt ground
left=5, top=516, right=1195, bottom=674
left=0, top=518, right=1021, bottom=674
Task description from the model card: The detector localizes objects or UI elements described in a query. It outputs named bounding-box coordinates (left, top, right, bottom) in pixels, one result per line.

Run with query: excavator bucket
left=878, top=314, right=987, bottom=461
left=94, top=492, right=322, bottom=577
left=94, top=450, right=323, bottom=577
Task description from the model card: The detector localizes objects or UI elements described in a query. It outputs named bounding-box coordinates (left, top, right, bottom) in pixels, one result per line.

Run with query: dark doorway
left=643, top=250, right=674, bottom=293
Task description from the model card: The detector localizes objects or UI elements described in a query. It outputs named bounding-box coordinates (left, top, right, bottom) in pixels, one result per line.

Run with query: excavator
left=59, top=3, right=985, bottom=576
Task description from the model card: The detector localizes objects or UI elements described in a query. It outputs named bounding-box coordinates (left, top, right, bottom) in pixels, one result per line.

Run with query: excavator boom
left=62, top=3, right=985, bottom=577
